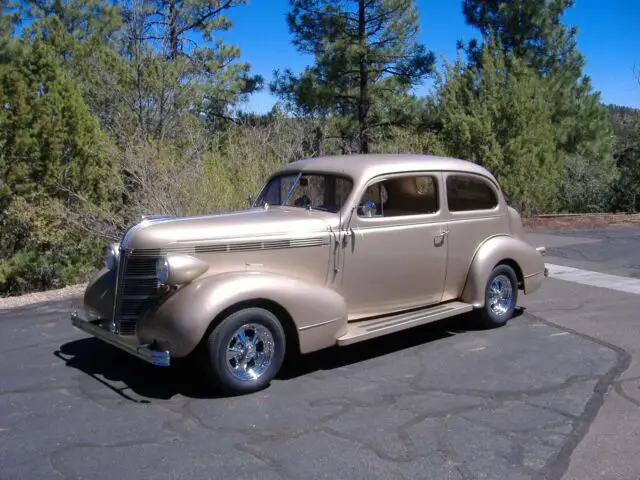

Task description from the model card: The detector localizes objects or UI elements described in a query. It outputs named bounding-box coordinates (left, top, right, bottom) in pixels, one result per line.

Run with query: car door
left=338, top=172, right=449, bottom=320
left=440, top=171, right=512, bottom=302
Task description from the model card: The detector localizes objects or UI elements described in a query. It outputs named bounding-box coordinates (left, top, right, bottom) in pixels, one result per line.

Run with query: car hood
left=121, top=207, right=334, bottom=251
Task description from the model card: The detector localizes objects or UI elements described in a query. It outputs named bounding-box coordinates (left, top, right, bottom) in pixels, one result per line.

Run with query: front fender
left=137, top=272, right=348, bottom=357
left=83, top=267, right=116, bottom=319
left=461, top=235, right=545, bottom=308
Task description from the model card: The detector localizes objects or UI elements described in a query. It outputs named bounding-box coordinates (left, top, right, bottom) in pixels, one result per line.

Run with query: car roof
left=276, top=154, right=498, bottom=184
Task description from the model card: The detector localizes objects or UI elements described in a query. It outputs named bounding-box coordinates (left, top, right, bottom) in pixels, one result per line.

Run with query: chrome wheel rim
left=226, top=323, right=275, bottom=382
left=488, top=274, right=513, bottom=316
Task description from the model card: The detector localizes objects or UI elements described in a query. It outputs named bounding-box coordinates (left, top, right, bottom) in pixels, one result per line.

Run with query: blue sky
left=219, top=0, right=640, bottom=113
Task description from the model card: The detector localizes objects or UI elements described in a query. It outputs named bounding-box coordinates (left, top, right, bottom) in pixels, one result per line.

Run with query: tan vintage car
left=71, top=154, right=547, bottom=394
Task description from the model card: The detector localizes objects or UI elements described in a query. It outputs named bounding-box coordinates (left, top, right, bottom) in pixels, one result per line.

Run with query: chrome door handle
left=435, top=230, right=449, bottom=237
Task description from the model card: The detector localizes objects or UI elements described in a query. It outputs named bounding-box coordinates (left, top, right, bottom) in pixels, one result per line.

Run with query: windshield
left=255, top=172, right=353, bottom=213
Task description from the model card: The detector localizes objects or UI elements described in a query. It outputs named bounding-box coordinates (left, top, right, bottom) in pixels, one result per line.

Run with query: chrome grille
left=113, top=252, right=161, bottom=336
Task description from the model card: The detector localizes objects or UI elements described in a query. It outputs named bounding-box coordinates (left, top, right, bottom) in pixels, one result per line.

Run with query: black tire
left=475, top=264, right=519, bottom=329
left=200, top=307, right=286, bottom=395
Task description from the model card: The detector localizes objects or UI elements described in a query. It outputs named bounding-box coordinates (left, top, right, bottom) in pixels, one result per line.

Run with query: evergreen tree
left=437, top=38, right=561, bottom=214
left=272, top=0, right=435, bottom=153
left=462, top=0, right=582, bottom=77
left=0, top=38, right=120, bottom=294
left=461, top=0, right=616, bottom=212
left=1, top=0, right=19, bottom=38
left=23, top=0, right=262, bottom=137
left=128, top=0, right=263, bottom=125
left=608, top=104, right=640, bottom=212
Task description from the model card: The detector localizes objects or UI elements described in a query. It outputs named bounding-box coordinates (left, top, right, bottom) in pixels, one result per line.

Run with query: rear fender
left=137, top=272, right=348, bottom=357
left=461, top=235, right=545, bottom=308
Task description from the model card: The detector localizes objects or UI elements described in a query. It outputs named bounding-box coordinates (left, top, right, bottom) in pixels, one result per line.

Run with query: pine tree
left=462, top=0, right=582, bottom=76
left=23, top=0, right=262, bottom=137
left=1, top=1, right=19, bottom=38
left=272, top=0, right=435, bottom=153
left=461, top=0, right=616, bottom=212
left=437, top=38, right=561, bottom=214
left=131, top=0, right=262, bottom=125
left=0, top=38, right=120, bottom=294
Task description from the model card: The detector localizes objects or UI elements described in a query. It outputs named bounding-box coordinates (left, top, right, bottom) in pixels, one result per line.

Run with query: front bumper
left=70, top=310, right=171, bottom=367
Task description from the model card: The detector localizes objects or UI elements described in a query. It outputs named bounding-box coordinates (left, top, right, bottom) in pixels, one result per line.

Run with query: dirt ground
left=523, top=212, right=640, bottom=230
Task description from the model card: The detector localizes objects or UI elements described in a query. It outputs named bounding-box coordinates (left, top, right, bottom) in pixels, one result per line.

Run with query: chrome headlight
left=104, top=243, right=120, bottom=270
left=156, top=256, right=170, bottom=285
left=156, top=254, right=208, bottom=286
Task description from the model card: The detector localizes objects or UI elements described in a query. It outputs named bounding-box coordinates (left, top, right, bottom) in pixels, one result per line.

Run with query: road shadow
left=55, top=308, right=524, bottom=401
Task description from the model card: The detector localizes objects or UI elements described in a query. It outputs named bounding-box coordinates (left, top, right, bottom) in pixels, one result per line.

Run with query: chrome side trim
left=524, top=271, right=545, bottom=279
left=71, top=311, right=170, bottom=367
left=298, top=317, right=340, bottom=331
left=130, top=236, right=329, bottom=257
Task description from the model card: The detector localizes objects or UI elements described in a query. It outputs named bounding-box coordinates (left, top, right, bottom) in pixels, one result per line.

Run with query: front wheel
left=475, top=264, right=519, bottom=328
left=200, top=307, right=286, bottom=395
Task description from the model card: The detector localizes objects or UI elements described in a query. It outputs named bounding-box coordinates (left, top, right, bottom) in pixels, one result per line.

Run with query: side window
left=358, top=182, right=387, bottom=217
left=446, top=174, right=498, bottom=212
left=357, top=175, right=439, bottom=218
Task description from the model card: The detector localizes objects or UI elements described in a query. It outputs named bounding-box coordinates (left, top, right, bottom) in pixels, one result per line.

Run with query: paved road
left=1, top=227, right=639, bottom=480
left=527, top=227, right=640, bottom=278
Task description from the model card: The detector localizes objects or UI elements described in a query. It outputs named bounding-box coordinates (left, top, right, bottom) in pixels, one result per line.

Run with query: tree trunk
left=358, top=0, right=369, bottom=154
left=168, top=0, right=179, bottom=59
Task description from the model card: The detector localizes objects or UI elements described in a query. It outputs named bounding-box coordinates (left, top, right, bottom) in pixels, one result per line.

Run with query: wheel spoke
left=225, top=323, right=275, bottom=383
left=239, top=356, right=251, bottom=371
left=227, top=344, right=243, bottom=362
left=237, top=330, right=251, bottom=348
left=488, top=274, right=513, bottom=316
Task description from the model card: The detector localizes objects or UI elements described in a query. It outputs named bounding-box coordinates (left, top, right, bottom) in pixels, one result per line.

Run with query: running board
left=337, top=301, right=473, bottom=346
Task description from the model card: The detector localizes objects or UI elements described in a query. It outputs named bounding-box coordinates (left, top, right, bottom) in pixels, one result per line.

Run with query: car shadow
left=54, top=338, right=213, bottom=401
left=277, top=308, right=524, bottom=380
left=55, top=308, right=524, bottom=401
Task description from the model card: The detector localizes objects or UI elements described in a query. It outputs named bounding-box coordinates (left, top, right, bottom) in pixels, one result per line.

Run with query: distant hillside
left=607, top=104, right=640, bottom=147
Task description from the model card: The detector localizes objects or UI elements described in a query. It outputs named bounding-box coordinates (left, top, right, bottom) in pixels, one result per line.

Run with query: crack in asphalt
left=529, top=315, right=632, bottom=480
left=613, top=376, right=640, bottom=408
left=49, top=438, right=167, bottom=480
left=438, top=419, right=475, bottom=480
left=0, top=298, right=632, bottom=480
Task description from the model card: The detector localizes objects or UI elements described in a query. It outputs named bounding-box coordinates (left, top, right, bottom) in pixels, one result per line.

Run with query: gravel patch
left=523, top=213, right=640, bottom=230
left=0, top=283, right=87, bottom=310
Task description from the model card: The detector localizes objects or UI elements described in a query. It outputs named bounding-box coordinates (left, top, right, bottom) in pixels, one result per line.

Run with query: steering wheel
left=294, top=194, right=311, bottom=207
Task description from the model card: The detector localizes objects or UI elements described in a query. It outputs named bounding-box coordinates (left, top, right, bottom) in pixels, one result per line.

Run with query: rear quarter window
left=446, top=174, right=498, bottom=212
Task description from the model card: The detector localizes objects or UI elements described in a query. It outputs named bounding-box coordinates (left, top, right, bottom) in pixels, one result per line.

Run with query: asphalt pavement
left=1, top=227, right=640, bottom=480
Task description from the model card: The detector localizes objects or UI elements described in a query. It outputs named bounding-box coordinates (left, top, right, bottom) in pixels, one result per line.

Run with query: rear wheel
left=476, top=264, right=519, bottom=328
left=200, top=307, right=286, bottom=395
